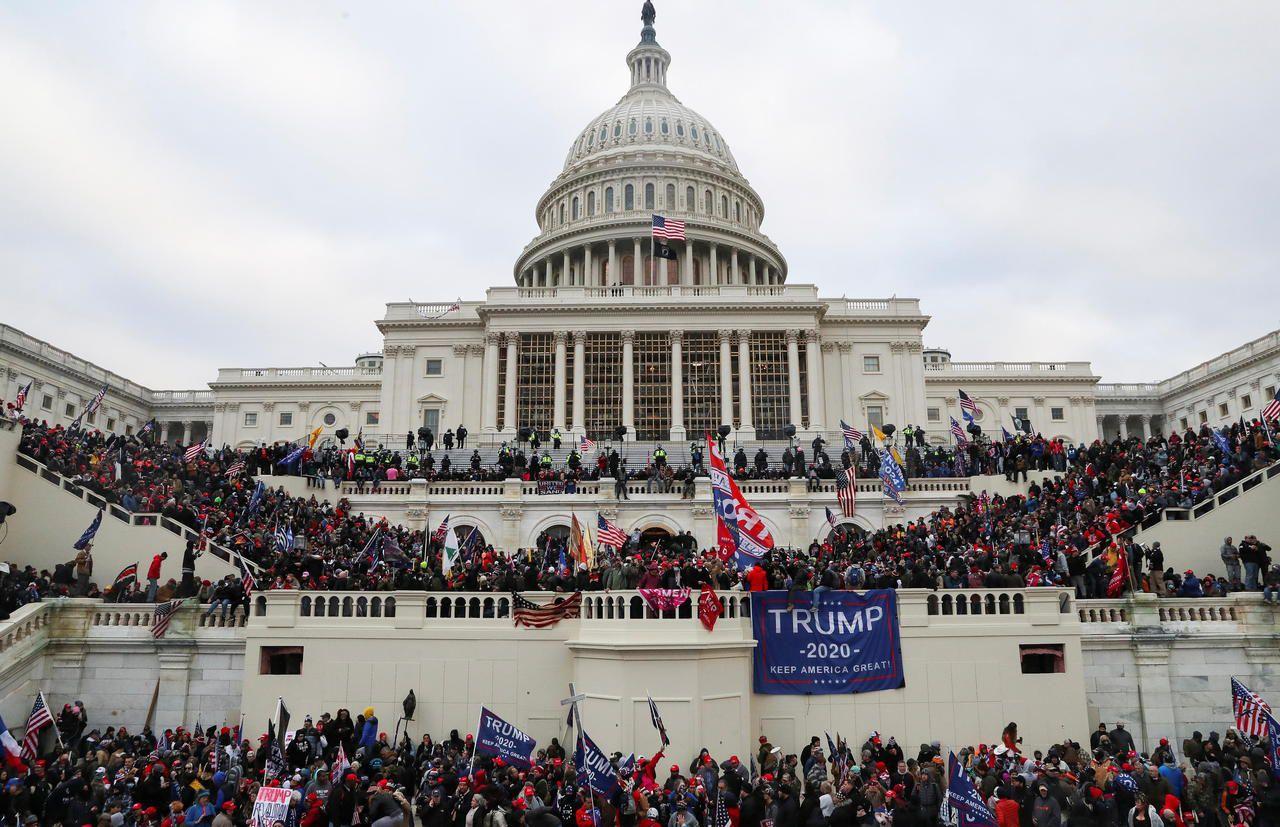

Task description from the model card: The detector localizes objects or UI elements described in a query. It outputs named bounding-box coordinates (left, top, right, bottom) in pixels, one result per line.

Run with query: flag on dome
left=651, top=214, right=685, bottom=241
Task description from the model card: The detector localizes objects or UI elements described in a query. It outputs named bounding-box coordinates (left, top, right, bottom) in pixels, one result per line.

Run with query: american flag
left=835, top=466, right=857, bottom=517
left=183, top=440, right=206, bottom=462
left=85, top=384, right=108, bottom=415
left=238, top=555, right=257, bottom=596
left=597, top=515, right=628, bottom=549
left=825, top=506, right=839, bottom=528
left=1232, top=676, right=1272, bottom=738
left=13, top=381, right=31, bottom=413
left=713, top=789, right=731, bottom=827
left=431, top=516, right=451, bottom=544
left=19, top=693, right=54, bottom=761
left=512, top=591, right=582, bottom=629
left=224, top=459, right=245, bottom=478
left=651, top=214, right=686, bottom=241
left=151, top=599, right=184, bottom=639
left=580, top=435, right=596, bottom=453
left=950, top=417, right=969, bottom=447
left=958, top=389, right=979, bottom=422
left=1263, top=388, right=1280, bottom=423
left=840, top=420, right=864, bottom=450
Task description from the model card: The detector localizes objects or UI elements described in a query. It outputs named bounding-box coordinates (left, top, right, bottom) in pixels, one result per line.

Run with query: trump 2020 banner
left=750, top=590, right=904, bottom=695
left=475, top=707, right=536, bottom=769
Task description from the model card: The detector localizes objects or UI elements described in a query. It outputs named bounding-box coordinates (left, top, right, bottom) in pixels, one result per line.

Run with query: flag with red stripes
left=597, top=515, right=628, bottom=549
left=512, top=591, right=582, bottom=628
left=835, top=466, right=857, bottom=517
left=1233, top=676, right=1272, bottom=738
left=19, top=693, right=54, bottom=761
left=1263, top=389, right=1280, bottom=423
left=151, top=599, right=184, bottom=639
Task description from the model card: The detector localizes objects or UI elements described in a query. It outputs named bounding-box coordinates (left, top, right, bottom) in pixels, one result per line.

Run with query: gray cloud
left=1, top=1, right=1276, bottom=388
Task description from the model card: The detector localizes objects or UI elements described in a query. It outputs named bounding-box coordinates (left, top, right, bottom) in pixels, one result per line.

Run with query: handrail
left=1130, top=461, right=1280, bottom=535
left=13, top=451, right=262, bottom=574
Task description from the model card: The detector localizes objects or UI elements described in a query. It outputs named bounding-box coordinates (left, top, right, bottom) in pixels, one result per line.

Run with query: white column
left=502, top=333, right=518, bottom=434
left=709, top=244, right=718, bottom=286
left=1097, top=416, right=1106, bottom=441
left=805, top=334, right=825, bottom=432
left=670, top=330, right=685, bottom=441
left=685, top=240, right=694, bottom=285
left=748, top=256, right=757, bottom=285
left=182, top=421, right=192, bottom=444
left=553, top=331, right=567, bottom=430
left=1119, top=416, right=1129, bottom=440
left=730, top=249, right=740, bottom=285
left=161, top=421, right=171, bottom=444
left=584, top=245, right=594, bottom=287
left=563, top=250, right=571, bottom=287
left=1141, top=417, right=1151, bottom=441
left=482, top=334, right=500, bottom=432
left=738, top=332, right=755, bottom=439
left=572, top=331, right=586, bottom=434
left=786, top=330, right=803, bottom=428
left=719, top=329, right=734, bottom=428
left=632, top=238, right=642, bottom=285
left=545, top=257, right=555, bottom=287
left=621, top=330, right=635, bottom=439
left=608, top=240, right=617, bottom=286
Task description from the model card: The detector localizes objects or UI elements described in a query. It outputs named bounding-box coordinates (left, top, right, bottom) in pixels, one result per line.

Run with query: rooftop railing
left=214, top=366, right=382, bottom=382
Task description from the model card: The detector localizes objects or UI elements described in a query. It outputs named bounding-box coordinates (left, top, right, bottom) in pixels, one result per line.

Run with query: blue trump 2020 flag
left=947, top=752, right=997, bottom=827
left=575, top=728, right=619, bottom=797
left=750, top=590, right=904, bottom=695
left=475, top=707, right=536, bottom=769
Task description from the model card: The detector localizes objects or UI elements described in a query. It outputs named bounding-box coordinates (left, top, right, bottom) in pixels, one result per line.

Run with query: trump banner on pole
left=750, top=590, right=904, bottom=695
left=475, top=707, right=537, bottom=769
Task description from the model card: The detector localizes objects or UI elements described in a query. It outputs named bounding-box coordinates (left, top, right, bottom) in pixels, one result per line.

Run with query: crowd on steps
left=0, top=418, right=1276, bottom=618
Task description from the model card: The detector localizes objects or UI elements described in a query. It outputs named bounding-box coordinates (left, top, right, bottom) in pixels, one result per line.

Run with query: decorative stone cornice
left=788, top=505, right=810, bottom=518
left=785, top=329, right=800, bottom=345
left=56, top=389, right=66, bottom=399
left=349, top=401, right=362, bottom=410
left=691, top=505, right=713, bottom=517
left=944, top=396, right=957, bottom=405
left=997, top=397, right=1010, bottom=406
left=452, top=345, right=469, bottom=358
left=1033, top=396, right=1046, bottom=405
left=572, top=330, right=588, bottom=345
left=836, top=342, right=853, bottom=353
left=298, top=402, right=311, bottom=412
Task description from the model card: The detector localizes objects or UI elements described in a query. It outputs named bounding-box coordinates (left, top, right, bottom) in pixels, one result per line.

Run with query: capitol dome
left=514, top=3, right=786, bottom=289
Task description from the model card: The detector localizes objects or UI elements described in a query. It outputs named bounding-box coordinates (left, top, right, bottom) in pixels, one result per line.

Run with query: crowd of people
left=2, top=706, right=1277, bottom=827
left=0, top=416, right=1276, bottom=616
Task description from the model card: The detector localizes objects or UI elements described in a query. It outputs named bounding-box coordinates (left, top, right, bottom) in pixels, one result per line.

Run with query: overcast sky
left=2, top=1, right=1277, bottom=389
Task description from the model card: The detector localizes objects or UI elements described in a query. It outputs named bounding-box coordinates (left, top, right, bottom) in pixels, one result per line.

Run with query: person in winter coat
left=1032, top=783, right=1062, bottom=827
left=1127, top=793, right=1164, bottom=827
left=359, top=706, right=379, bottom=750
left=995, top=788, right=1021, bottom=827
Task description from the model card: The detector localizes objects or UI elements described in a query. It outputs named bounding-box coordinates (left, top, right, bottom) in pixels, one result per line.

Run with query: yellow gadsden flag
left=570, top=513, right=594, bottom=569
left=307, top=426, right=323, bottom=448
left=872, top=425, right=887, bottom=443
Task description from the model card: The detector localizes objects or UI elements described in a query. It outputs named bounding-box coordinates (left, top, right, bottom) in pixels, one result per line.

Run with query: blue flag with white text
left=947, top=752, right=998, bottom=827
left=475, top=707, right=537, bottom=769
left=575, top=728, right=620, bottom=797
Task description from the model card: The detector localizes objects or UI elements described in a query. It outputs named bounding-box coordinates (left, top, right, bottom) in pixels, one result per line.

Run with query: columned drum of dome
left=513, top=5, right=787, bottom=289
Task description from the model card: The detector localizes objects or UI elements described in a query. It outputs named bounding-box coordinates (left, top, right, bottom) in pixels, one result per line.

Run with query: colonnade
left=517, top=238, right=782, bottom=289
left=480, top=329, right=825, bottom=439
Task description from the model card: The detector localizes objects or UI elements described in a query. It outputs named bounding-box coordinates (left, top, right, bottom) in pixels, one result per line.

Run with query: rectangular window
left=422, top=408, right=440, bottom=434
left=1180, top=417, right=1188, bottom=430
left=244, top=412, right=258, bottom=427
left=1019, top=643, right=1065, bottom=674
left=862, top=355, right=881, bottom=373
left=517, top=333, right=555, bottom=436
left=125, top=424, right=133, bottom=435
left=87, top=413, right=96, bottom=425
left=41, top=394, right=52, bottom=411
left=583, top=333, right=622, bottom=440
left=634, top=332, right=671, bottom=442
left=1198, top=411, right=1208, bottom=423
left=867, top=405, right=884, bottom=429
left=65, top=403, right=75, bottom=417
left=425, top=358, right=443, bottom=377
left=259, top=645, right=304, bottom=676
left=927, top=407, right=941, bottom=422
left=1267, top=386, right=1277, bottom=402
left=1015, top=406, right=1029, bottom=421
left=366, top=412, right=380, bottom=426
left=682, top=332, right=722, bottom=439
left=749, top=331, right=790, bottom=440
left=1218, top=402, right=1229, bottom=417
left=278, top=412, right=293, bottom=427
left=1050, top=407, right=1065, bottom=421
left=1242, top=394, right=1252, bottom=410
left=106, top=417, right=116, bottom=430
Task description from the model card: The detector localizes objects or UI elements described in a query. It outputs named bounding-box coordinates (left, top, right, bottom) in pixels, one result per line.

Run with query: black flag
left=655, top=242, right=677, bottom=260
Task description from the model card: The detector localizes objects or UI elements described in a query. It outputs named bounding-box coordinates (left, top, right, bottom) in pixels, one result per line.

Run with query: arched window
left=686, top=186, right=694, bottom=210
left=660, top=118, right=669, bottom=135
left=605, top=187, right=614, bottom=213
left=571, top=196, right=580, bottom=220
left=676, top=122, right=685, bottom=137
left=587, top=191, right=596, bottom=216
left=613, top=121, right=622, bottom=138
left=721, top=195, right=728, bottom=217
left=621, top=255, right=635, bottom=285
left=599, top=125, right=608, bottom=142
left=644, top=117, right=653, bottom=135
left=587, top=131, right=594, bottom=147
left=735, top=201, right=741, bottom=222
left=691, top=125, right=700, bottom=141
left=559, top=203, right=566, bottom=224
left=625, top=184, right=635, bottom=210
left=665, top=183, right=675, bottom=209
left=644, top=183, right=654, bottom=210
left=628, top=118, right=637, bottom=136
left=704, top=190, right=713, bottom=214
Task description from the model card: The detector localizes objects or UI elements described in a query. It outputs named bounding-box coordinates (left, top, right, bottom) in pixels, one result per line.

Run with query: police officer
left=653, top=444, right=667, bottom=468
left=552, top=428, right=563, bottom=450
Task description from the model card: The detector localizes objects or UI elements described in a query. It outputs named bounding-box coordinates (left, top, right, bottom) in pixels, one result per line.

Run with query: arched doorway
left=639, top=526, right=672, bottom=546
left=452, top=525, right=486, bottom=551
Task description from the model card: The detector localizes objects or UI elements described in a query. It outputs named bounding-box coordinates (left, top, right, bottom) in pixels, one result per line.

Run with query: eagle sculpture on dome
left=641, top=1, right=656, bottom=28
